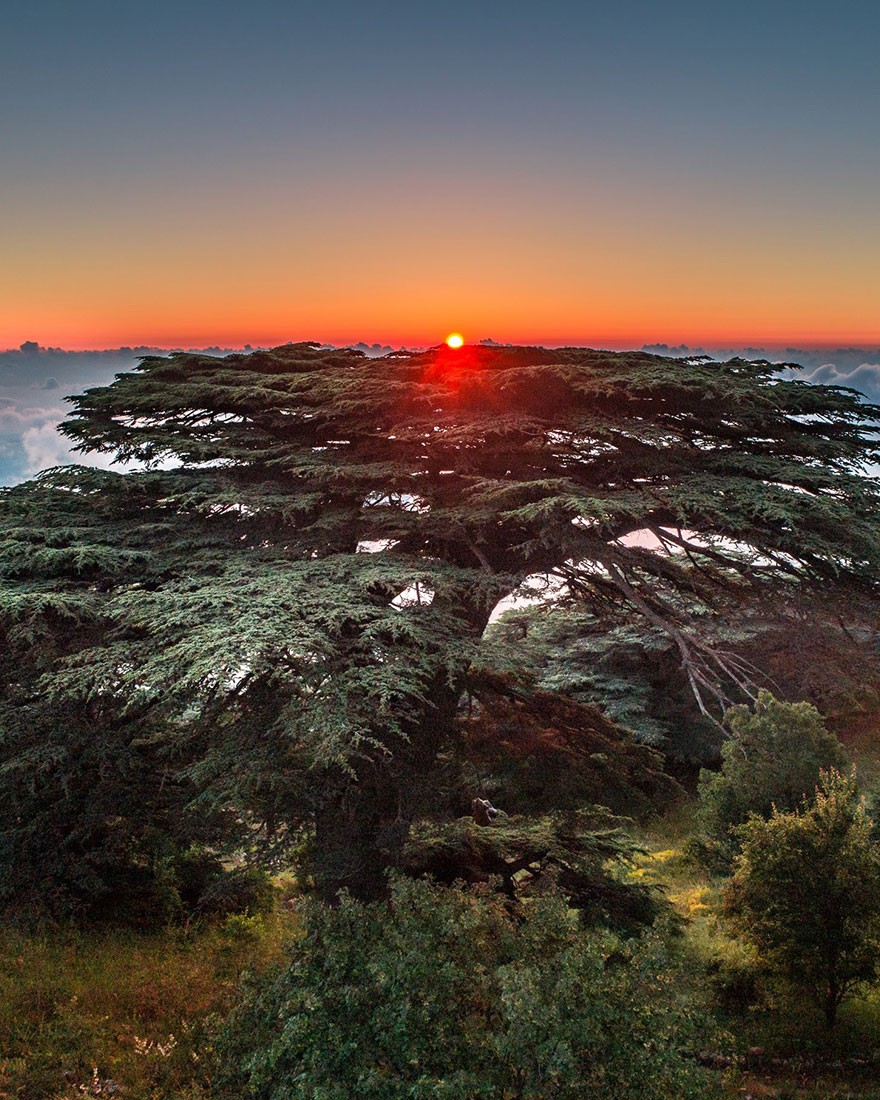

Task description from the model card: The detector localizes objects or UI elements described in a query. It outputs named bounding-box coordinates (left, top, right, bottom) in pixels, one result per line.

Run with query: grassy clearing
left=0, top=908, right=296, bottom=1100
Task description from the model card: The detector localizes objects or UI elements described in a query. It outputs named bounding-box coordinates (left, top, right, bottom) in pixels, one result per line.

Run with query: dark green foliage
left=484, top=604, right=722, bottom=762
left=487, top=593, right=880, bottom=768
left=2, top=343, right=880, bottom=904
left=219, top=876, right=716, bottom=1100
left=399, top=670, right=669, bottom=924
left=194, top=865, right=276, bottom=918
left=724, top=770, right=880, bottom=1027
left=0, top=690, right=225, bottom=924
left=716, top=590, right=880, bottom=742
left=456, top=669, right=676, bottom=815
left=694, top=692, right=848, bottom=868
left=169, top=850, right=275, bottom=919
left=0, top=704, right=254, bottom=925
left=402, top=807, right=660, bottom=932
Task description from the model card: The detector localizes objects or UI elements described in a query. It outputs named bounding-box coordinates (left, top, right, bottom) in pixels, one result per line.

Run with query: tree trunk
left=312, top=670, right=469, bottom=903
left=313, top=786, right=393, bottom=903
left=310, top=591, right=494, bottom=903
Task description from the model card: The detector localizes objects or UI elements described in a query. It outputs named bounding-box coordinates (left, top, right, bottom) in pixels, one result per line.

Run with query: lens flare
left=445, top=333, right=464, bottom=348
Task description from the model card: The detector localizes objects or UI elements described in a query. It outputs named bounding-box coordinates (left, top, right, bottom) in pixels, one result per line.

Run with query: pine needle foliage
left=2, top=342, right=879, bottom=902
left=402, top=807, right=660, bottom=932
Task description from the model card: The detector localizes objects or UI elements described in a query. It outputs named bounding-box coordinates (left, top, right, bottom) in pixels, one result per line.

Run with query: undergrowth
left=635, top=787, right=880, bottom=1100
left=0, top=907, right=296, bottom=1100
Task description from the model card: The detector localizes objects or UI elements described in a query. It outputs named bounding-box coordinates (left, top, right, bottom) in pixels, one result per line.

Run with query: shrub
left=219, top=877, right=717, bottom=1100
left=723, top=770, right=880, bottom=1027
left=694, top=691, right=848, bottom=868
left=196, top=866, right=276, bottom=918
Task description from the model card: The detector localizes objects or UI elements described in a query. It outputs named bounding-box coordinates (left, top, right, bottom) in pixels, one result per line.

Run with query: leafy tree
left=219, top=876, right=716, bottom=1100
left=694, top=691, right=848, bottom=868
left=1, top=343, right=879, bottom=903
left=723, top=770, right=880, bottom=1027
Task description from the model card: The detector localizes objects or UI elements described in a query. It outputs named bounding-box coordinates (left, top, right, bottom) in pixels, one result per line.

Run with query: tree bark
left=313, top=786, right=393, bottom=903
left=824, top=978, right=839, bottom=1029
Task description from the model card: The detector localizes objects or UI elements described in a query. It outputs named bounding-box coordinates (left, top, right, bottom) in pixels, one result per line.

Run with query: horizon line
left=6, top=336, right=880, bottom=357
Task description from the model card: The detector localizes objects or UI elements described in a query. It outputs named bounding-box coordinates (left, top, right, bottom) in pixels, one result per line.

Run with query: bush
left=196, top=866, right=276, bottom=918
left=693, top=691, right=848, bottom=869
left=219, top=877, right=717, bottom=1100
left=723, top=770, right=880, bottom=1027
left=0, top=702, right=240, bottom=926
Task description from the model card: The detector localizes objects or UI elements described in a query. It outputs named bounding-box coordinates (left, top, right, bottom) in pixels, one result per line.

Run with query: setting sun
left=446, top=333, right=464, bottom=348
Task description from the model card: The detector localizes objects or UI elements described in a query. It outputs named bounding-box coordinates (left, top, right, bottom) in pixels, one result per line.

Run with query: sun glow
left=445, top=333, right=464, bottom=348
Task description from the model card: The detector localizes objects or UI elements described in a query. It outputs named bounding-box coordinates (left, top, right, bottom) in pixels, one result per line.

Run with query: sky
left=3, top=0, right=880, bottom=350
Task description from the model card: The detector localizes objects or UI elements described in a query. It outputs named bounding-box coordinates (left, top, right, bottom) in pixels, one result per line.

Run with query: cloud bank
left=0, top=340, right=406, bottom=484
left=641, top=344, right=880, bottom=404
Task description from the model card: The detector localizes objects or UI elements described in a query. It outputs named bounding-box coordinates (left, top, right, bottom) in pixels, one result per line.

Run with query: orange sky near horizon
left=6, top=4, right=880, bottom=355
left=5, top=226, right=880, bottom=353
left=5, top=163, right=879, bottom=352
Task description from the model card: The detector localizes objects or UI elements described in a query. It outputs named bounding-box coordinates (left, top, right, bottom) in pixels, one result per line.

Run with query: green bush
left=0, top=701, right=239, bottom=926
left=724, top=770, right=880, bottom=1028
left=693, top=691, right=848, bottom=869
left=196, top=866, right=276, bottom=918
left=219, top=877, right=717, bottom=1100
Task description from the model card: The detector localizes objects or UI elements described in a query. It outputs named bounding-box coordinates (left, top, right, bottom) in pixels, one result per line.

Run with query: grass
left=0, top=908, right=296, bottom=1100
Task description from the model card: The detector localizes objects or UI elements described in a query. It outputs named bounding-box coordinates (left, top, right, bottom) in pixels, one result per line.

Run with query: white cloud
left=794, top=362, right=880, bottom=402
left=0, top=403, right=65, bottom=429
left=20, top=421, right=120, bottom=478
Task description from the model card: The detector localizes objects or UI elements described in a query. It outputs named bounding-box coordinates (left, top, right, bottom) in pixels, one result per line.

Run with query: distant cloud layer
left=0, top=340, right=404, bottom=484
left=641, top=343, right=880, bottom=404
left=795, top=362, right=880, bottom=401
left=0, top=344, right=135, bottom=484
left=2, top=341, right=880, bottom=486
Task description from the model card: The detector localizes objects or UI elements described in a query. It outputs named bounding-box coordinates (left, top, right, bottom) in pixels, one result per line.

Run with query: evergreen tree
left=485, top=589, right=880, bottom=764
left=1, top=343, right=879, bottom=902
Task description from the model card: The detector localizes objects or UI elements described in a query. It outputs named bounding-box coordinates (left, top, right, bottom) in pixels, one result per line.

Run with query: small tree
left=723, top=770, right=880, bottom=1027
left=695, top=691, right=848, bottom=867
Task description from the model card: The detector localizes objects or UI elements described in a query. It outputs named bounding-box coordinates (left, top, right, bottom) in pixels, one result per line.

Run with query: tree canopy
left=2, top=342, right=879, bottom=903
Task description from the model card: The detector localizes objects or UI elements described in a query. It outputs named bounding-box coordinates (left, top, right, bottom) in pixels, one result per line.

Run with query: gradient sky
left=3, top=0, right=879, bottom=349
